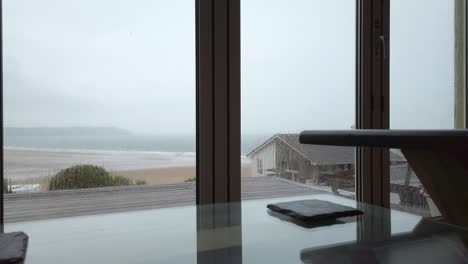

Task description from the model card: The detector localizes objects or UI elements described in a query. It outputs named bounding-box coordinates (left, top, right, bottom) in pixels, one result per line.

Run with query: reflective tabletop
left=6, top=194, right=467, bottom=264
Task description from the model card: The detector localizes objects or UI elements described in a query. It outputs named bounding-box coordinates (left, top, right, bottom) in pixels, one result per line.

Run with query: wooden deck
left=4, top=176, right=326, bottom=223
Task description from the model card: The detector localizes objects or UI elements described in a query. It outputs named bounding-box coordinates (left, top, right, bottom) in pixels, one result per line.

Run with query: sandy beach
left=4, top=148, right=253, bottom=186
left=114, top=166, right=253, bottom=185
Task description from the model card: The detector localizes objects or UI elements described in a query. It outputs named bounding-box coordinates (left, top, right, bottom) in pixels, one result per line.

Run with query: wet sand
left=4, top=148, right=253, bottom=185
left=4, top=147, right=195, bottom=180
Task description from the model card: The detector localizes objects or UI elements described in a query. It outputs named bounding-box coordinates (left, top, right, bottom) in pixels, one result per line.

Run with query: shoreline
left=5, top=148, right=253, bottom=185
left=4, top=148, right=197, bottom=180
left=4, top=146, right=197, bottom=156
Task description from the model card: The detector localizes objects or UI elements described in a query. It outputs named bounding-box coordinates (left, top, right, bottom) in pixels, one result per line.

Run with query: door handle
left=379, top=35, right=388, bottom=60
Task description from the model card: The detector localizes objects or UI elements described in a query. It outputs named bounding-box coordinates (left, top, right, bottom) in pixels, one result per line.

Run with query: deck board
left=4, top=176, right=326, bottom=223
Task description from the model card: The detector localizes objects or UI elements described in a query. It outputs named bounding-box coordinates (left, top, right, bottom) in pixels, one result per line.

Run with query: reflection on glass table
left=7, top=194, right=467, bottom=264
left=300, top=218, right=468, bottom=264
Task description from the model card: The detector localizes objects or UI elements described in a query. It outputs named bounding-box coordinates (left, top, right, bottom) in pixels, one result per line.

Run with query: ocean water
left=3, top=134, right=269, bottom=179
left=5, top=135, right=196, bottom=153
left=4, top=134, right=270, bottom=155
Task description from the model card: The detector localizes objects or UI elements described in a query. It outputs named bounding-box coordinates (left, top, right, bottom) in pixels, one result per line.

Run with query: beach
left=4, top=148, right=253, bottom=186
left=114, top=166, right=253, bottom=185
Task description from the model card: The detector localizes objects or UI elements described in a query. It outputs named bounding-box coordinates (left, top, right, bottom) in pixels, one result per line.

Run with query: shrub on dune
left=135, top=179, right=146, bottom=185
left=48, top=164, right=133, bottom=190
left=3, top=178, right=12, bottom=194
left=184, top=177, right=196, bottom=182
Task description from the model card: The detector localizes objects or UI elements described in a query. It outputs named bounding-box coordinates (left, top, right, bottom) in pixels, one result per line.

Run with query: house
left=247, top=134, right=426, bottom=208
left=247, top=134, right=356, bottom=184
left=390, top=164, right=427, bottom=209
left=247, top=134, right=405, bottom=182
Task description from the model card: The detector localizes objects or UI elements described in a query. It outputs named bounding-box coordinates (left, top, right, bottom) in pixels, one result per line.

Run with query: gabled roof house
left=247, top=134, right=420, bottom=195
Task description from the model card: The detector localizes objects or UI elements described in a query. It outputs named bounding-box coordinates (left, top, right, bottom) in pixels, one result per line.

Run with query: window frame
left=196, top=0, right=382, bottom=205
left=356, top=0, right=390, bottom=208
left=196, top=0, right=241, bottom=204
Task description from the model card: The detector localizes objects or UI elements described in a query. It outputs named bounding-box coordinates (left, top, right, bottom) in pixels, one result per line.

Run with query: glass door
left=241, top=0, right=357, bottom=201
left=389, top=0, right=462, bottom=217
left=3, top=0, right=196, bottom=222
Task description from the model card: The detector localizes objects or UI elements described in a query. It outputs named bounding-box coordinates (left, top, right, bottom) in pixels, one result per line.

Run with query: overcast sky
left=3, top=0, right=454, bottom=135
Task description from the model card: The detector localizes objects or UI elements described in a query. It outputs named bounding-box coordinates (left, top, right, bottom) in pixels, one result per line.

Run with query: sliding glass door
left=389, top=0, right=463, bottom=217
left=3, top=0, right=196, bottom=222
left=241, top=0, right=357, bottom=200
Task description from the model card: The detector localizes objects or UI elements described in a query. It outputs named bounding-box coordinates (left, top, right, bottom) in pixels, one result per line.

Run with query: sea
left=4, top=134, right=269, bottom=155
left=3, top=133, right=271, bottom=180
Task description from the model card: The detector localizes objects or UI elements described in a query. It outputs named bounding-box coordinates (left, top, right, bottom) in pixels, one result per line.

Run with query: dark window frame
left=356, top=0, right=390, bottom=208
left=196, top=0, right=241, bottom=205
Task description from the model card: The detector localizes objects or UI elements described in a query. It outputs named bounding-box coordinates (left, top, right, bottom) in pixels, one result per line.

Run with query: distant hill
left=4, top=127, right=132, bottom=137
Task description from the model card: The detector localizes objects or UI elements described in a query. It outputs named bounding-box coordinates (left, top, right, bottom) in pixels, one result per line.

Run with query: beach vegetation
left=49, top=164, right=134, bottom=190
left=184, top=177, right=196, bottom=182
left=135, top=179, right=146, bottom=185
left=3, top=178, right=13, bottom=194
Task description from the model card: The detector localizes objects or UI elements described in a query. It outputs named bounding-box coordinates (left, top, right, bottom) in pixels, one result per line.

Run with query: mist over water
left=4, top=130, right=271, bottom=155
left=3, top=129, right=263, bottom=180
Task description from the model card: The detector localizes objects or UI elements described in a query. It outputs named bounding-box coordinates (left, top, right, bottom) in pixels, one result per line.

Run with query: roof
left=248, top=134, right=406, bottom=165
left=277, top=134, right=354, bottom=165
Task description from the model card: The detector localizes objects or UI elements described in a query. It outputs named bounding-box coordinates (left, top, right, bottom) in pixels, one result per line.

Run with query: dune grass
left=184, top=177, right=196, bottom=182
left=48, top=164, right=145, bottom=191
left=3, top=178, right=13, bottom=194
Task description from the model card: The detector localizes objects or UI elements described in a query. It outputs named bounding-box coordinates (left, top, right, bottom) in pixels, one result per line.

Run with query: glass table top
left=5, top=194, right=467, bottom=264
